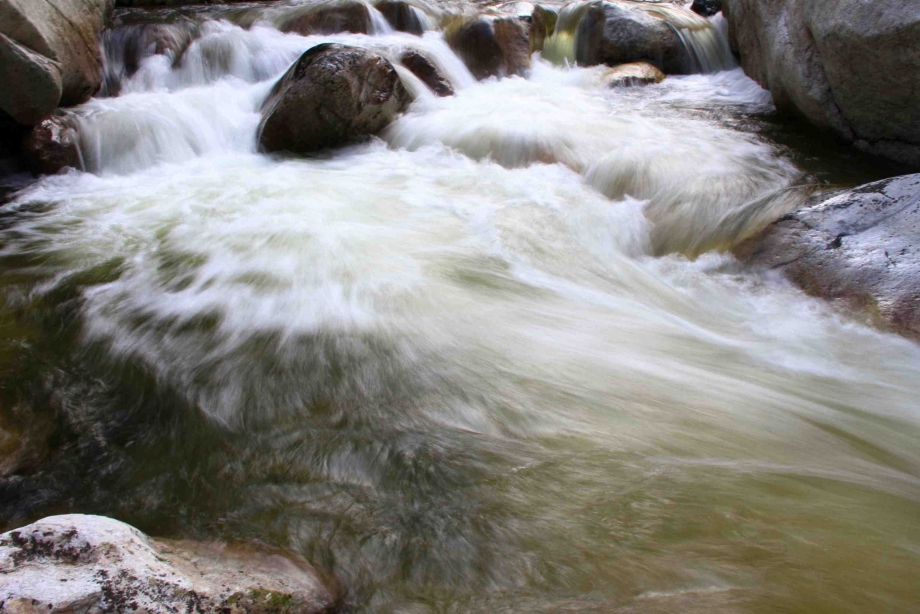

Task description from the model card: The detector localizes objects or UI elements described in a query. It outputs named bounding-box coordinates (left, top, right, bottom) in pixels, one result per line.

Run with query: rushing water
left=1, top=2, right=919, bottom=613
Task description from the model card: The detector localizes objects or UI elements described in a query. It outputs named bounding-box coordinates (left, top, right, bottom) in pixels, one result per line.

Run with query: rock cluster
left=447, top=16, right=531, bottom=80
left=0, top=514, right=341, bottom=613
left=736, top=174, right=920, bottom=340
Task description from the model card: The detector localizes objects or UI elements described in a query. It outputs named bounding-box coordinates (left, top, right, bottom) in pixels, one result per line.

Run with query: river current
left=1, top=2, right=919, bottom=612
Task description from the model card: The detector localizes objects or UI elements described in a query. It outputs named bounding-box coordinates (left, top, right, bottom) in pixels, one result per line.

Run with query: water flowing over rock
left=259, top=43, right=410, bottom=154
left=447, top=16, right=531, bottom=80
left=723, top=0, right=920, bottom=169
left=603, top=61, right=666, bottom=87
left=529, top=5, right=558, bottom=55
left=0, top=0, right=114, bottom=126
left=280, top=1, right=376, bottom=36
left=0, top=514, right=341, bottom=613
left=736, top=174, right=920, bottom=340
left=21, top=115, right=82, bottom=175
left=101, top=21, right=200, bottom=96
left=376, top=0, right=427, bottom=35
left=400, top=49, right=455, bottom=97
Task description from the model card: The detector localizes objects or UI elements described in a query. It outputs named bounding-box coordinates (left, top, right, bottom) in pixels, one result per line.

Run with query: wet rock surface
left=259, top=43, right=409, bottom=154
left=0, top=0, right=114, bottom=125
left=21, top=115, right=82, bottom=175
left=280, top=1, right=374, bottom=36
left=576, top=1, right=687, bottom=74
left=736, top=174, right=920, bottom=341
left=691, top=0, right=722, bottom=17
left=0, top=514, right=341, bottom=613
left=603, top=61, right=666, bottom=87
left=723, top=0, right=920, bottom=169
left=400, top=49, right=455, bottom=97
left=376, top=0, right=426, bottom=35
left=447, top=16, right=530, bottom=80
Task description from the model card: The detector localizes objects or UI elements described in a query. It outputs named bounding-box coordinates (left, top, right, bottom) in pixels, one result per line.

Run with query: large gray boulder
left=723, top=0, right=920, bottom=168
left=0, top=514, right=341, bottom=613
left=575, top=1, right=688, bottom=74
left=258, top=44, right=409, bottom=154
left=735, top=174, right=920, bottom=341
left=447, top=16, right=531, bottom=80
left=0, top=0, right=114, bottom=126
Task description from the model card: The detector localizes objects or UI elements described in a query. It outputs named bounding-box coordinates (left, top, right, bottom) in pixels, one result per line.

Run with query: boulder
left=400, top=49, right=455, bottom=97
left=691, top=0, right=722, bottom=17
left=0, top=514, right=341, bottom=613
left=21, top=115, right=83, bottom=175
left=0, top=0, right=114, bottom=126
left=447, top=16, right=531, bottom=80
left=376, top=0, right=426, bottom=35
left=735, top=174, right=920, bottom=341
left=604, top=61, right=666, bottom=87
left=576, top=1, right=687, bottom=74
left=258, top=43, right=410, bottom=154
left=529, top=5, right=557, bottom=55
left=723, top=0, right=920, bottom=169
left=281, top=1, right=374, bottom=36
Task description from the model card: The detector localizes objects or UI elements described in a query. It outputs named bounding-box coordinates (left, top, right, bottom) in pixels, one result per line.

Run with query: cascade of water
left=641, top=2, right=735, bottom=72
left=368, top=3, right=396, bottom=35
left=541, top=1, right=591, bottom=66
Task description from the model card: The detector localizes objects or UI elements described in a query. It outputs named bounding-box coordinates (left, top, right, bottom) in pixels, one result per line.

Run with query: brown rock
left=400, top=49, right=455, bottom=97
left=376, top=0, right=426, bottom=35
left=448, top=16, right=530, bottom=80
left=281, top=1, right=373, bottom=36
left=258, top=44, right=410, bottom=154
left=22, top=115, right=82, bottom=175
left=604, top=61, right=666, bottom=87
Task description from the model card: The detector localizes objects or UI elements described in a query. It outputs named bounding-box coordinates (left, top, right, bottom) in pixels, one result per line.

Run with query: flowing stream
left=1, top=2, right=919, bottom=612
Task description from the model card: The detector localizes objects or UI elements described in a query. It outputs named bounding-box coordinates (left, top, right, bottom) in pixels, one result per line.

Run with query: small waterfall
left=542, top=1, right=592, bottom=66
left=368, top=4, right=395, bottom=35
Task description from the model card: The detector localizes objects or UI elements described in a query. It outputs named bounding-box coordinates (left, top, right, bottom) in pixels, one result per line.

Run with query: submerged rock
left=447, top=16, right=531, bottom=80
left=0, top=0, right=114, bottom=125
left=576, top=1, right=687, bottom=74
left=281, top=1, right=375, bottom=36
left=736, top=174, right=920, bottom=341
left=0, top=514, right=341, bottom=613
left=21, top=115, right=82, bottom=175
left=400, top=49, right=455, bottom=97
left=259, top=44, right=409, bottom=154
left=529, top=5, right=558, bottom=55
left=376, top=0, right=426, bottom=35
left=604, top=62, right=666, bottom=87
left=723, top=0, right=920, bottom=169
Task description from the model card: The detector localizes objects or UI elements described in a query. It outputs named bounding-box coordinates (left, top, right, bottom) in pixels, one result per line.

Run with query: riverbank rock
left=576, top=1, right=688, bottom=74
left=259, top=44, right=409, bottom=154
left=0, top=514, right=341, bottom=613
left=735, top=174, right=920, bottom=341
left=281, top=1, right=375, bottom=36
left=0, top=0, right=114, bottom=126
left=529, top=5, right=557, bottom=55
left=691, top=0, right=722, bottom=17
left=21, top=115, right=82, bottom=175
left=400, top=49, right=454, bottom=97
left=723, top=0, right=920, bottom=169
left=604, top=61, right=665, bottom=87
left=376, top=0, right=426, bottom=35
left=447, top=16, right=530, bottom=80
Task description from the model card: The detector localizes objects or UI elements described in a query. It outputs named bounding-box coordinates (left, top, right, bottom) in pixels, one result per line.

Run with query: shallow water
left=1, top=4, right=919, bottom=613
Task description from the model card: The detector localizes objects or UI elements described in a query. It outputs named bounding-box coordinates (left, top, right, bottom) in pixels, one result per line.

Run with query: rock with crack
left=0, top=0, right=114, bottom=125
left=258, top=43, right=410, bottom=154
left=723, top=0, right=920, bottom=168
left=735, top=174, right=920, bottom=341
left=0, top=514, right=342, bottom=613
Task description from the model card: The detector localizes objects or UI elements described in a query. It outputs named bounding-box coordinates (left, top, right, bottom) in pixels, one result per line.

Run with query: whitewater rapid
left=1, top=5, right=919, bottom=613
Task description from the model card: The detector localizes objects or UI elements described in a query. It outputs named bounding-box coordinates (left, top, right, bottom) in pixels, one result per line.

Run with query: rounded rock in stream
left=576, top=1, right=687, bottom=74
left=400, top=49, right=455, bottom=97
left=258, top=44, right=410, bottom=154
left=447, top=16, right=531, bottom=80
left=735, top=173, right=920, bottom=341
left=280, top=1, right=376, bottom=36
left=22, top=115, right=82, bottom=175
left=0, top=514, right=342, bottom=613
left=604, top=61, right=666, bottom=87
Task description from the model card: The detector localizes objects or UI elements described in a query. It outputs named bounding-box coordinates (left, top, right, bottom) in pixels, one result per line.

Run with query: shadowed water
left=1, top=4, right=919, bottom=613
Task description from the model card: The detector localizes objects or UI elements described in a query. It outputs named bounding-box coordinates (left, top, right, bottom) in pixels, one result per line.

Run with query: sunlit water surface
left=1, top=6, right=919, bottom=613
